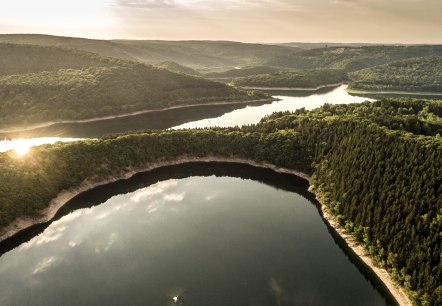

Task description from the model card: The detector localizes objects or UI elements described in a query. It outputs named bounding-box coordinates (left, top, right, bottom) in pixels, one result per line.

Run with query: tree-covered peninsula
left=0, top=98, right=440, bottom=305
left=348, top=56, right=442, bottom=92
left=0, top=44, right=267, bottom=129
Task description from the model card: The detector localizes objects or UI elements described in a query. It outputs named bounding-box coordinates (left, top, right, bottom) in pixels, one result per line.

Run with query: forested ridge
left=0, top=43, right=120, bottom=75
left=0, top=34, right=299, bottom=72
left=232, top=69, right=347, bottom=88
left=267, top=45, right=442, bottom=72
left=205, top=66, right=283, bottom=79
left=154, top=61, right=202, bottom=76
left=0, top=98, right=440, bottom=304
left=348, top=56, right=442, bottom=92
left=0, top=44, right=266, bottom=129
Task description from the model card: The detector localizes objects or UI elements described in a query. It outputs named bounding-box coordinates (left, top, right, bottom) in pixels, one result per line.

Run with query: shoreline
left=309, top=186, right=412, bottom=306
left=0, top=157, right=410, bottom=305
left=347, top=88, right=442, bottom=96
left=0, top=98, right=275, bottom=134
left=236, top=82, right=345, bottom=91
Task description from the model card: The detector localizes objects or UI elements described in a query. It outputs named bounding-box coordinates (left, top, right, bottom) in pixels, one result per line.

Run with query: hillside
left=0, top=98, right=440, bottom=305
left=154, top=61, right=201, bottom=76
left=0, top=61, right=264, bottom=129
left=267, top=45, right=442, bottom=72
left=275, top=42, right=384, bottom=50
left=0, top=34, right=298, bottom=72
left=205, top=66, right=283, bottom=79
left=0, top=43, right=121, bottom=75
left=232, top=69, right=347, bottom=88
left=348, top=56, right=442, bottom=92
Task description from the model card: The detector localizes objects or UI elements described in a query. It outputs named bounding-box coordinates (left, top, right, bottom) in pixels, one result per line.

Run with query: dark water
left=0, top=163, right=395, bottom=306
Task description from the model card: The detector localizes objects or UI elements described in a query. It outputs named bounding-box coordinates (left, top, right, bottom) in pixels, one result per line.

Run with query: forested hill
left=232, top=69, right=347, bottom=88
left=0, top=43, right=121, bottom=75
left=348, top=56, right=442, bottom=92
left=266, top=45, right=442, bottom=72
left=154, top=61, right=201, bottom=76
left=0, top=34, right=298, bottom=72
left=0, top=61, right=265, bottom=129
left=0, top=44, right=266, bottom=129
left=205, top=66, right=283, bottom=79
left=0, top=98, right=440, bottom=304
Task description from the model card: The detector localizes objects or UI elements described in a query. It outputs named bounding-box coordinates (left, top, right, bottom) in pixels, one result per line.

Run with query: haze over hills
left=0, top=34, right=299, bottom=72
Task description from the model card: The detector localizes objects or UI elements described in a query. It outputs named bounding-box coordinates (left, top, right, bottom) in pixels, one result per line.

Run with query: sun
left=13, top=143, right=31, bottom=156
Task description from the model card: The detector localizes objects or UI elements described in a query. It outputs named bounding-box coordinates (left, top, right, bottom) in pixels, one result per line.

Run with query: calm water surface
left=173, top=85, right=370, bottom=129
left=0, top=163, right=394, bottom=306
left=0, top=85, right=370, bottom=152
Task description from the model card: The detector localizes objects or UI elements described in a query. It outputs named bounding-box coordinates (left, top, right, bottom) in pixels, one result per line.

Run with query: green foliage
left=0, top=52, right=266, bottom=129
left=232, top=69, right=347, bottom=88
left=0, top=43, right=121, bottom=75
left=205, top=66, right=284, bottom=79
left=348, top=56, right=442, bottom=92
left=0, top=98, right=440, bottom=305
left=154, top=61, right=201, bottom=76
left=267, top=45, right=442, bottom=72
left=256, top=99, right=442, bottom=305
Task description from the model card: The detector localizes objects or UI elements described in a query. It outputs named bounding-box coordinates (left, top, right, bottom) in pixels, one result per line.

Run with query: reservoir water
left=0, top=163, right=395, bottom=306
left=0, top=85, right=371, bottom=153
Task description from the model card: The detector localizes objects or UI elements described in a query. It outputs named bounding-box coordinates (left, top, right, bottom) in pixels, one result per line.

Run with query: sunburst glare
left=0, top=137, right=88, bottom=157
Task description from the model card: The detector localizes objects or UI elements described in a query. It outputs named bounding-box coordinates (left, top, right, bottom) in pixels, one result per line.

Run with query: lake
left=0, top=85, right=371, bottom=153
left=0, top=162, right=395, bottom=306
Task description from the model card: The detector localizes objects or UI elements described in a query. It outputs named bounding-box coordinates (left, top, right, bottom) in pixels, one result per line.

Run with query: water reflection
left=0, top=162, right=395, bottom=306
left=0, top=85, right=369, bottom=140
left=173, top=85, right=372, bottom=129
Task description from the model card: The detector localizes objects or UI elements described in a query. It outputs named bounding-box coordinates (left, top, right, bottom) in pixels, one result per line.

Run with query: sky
left=0, top=0, right=441, bottom=43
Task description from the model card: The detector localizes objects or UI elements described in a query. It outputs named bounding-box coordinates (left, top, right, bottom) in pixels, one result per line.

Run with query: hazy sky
left=0, top=0, right=441, bottom=43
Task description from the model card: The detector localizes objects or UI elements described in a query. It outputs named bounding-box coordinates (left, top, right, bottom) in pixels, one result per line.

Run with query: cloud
left=32, top=256, right=58, bottom=275
left=130, top=180, right=178, bottom=203
left=163, top=192, right=185, bottom=202
left=116, top=0, right=176, bottom=8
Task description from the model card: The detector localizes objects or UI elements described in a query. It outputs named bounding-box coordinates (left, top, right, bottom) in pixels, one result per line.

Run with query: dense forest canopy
left=232, top=69, right=347, bottom=88
left=0, top=44, right=266, bottom=129
left=348, top=56, right=442, bottom=92
left=205, top=66, right=284, bottom=79
left=153, top=61, right=201, bottom=76
left=0, top=98, right=440, bottom=305
left=0, top=43, right=120, bottom=75
left=266, top=45, right=442, bottom=72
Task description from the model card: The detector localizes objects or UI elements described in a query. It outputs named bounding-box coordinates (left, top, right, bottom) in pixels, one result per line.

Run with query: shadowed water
left=0, top=162, right=395, bottom=306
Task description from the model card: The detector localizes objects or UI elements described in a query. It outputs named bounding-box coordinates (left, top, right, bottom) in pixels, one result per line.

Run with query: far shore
left=0, top=156, right=410, bottom=306
left=347, top=87, right=442, bottom=96
left=236, top=82, right=345, bottom=91
left=0, top=98, right=275, bottom=134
